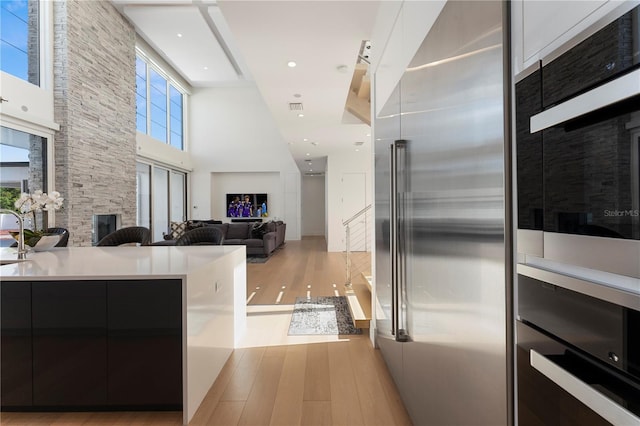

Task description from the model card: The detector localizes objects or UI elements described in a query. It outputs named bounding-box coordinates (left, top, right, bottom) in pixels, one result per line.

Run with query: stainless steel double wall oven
left=515, top=3, right=640, bottom=424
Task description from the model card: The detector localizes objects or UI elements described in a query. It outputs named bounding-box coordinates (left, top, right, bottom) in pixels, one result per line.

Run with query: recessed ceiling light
left=366, top=133, right=371, bottom=137
left=287, top=61, right=297, bottom=68
left=303, top=138, right=308, bottom=142
left=203, top=66, right=209, bottom=70
left=306, top=153, right=310, bottom=156
left=177, top=33, right=183, bottom=38
left=355, top=149, right=360, bottom=152
left=297, top=113, right=304, bottom=118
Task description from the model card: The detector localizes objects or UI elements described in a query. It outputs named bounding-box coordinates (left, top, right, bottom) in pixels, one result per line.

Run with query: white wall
left=0, top=2, right=57, bottom=133
left=302, top=175, right=325, bottom=236
left=326, top=146, right=372, bottom=252
left=189, top=84, right=301, bottom=239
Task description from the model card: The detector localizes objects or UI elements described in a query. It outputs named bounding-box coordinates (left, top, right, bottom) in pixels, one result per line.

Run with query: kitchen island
left=0, top=245, right=246, bottom=425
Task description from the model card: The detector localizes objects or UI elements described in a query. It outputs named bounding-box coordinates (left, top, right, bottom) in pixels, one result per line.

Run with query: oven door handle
left=530, top=349, right=640, bottom=425
left=530, top=68, right=640, bottom=132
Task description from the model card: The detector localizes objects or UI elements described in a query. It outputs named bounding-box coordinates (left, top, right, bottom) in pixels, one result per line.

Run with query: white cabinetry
left=512, top=0, right=638, bottom=76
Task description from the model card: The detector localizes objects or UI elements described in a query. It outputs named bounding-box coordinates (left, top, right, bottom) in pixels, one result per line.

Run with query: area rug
left=288, top=296, right=361, bottom=335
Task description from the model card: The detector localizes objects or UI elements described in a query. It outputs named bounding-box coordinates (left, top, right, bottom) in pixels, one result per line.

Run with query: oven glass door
left=543, top=98, right=640, bottom=240
left=517, top=321, right=640, bottom=425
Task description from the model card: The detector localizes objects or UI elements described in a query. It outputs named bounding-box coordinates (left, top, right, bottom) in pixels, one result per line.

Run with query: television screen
left=226, top=193, right=268, bottom=218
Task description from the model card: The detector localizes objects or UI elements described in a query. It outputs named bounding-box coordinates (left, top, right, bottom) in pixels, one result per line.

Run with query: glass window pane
left=0, top=0, right=39, bottom=85
left=135, top=57, right=147, bottom=133
left=170, top=114, right=182, bottom=150
left=0, top=126, right=47, bottom=241
left=149, top=69, right=167, bottom=143
left=136, top=162, right=151, bottom=229
left=152, top=167, right=169, bottom=242
left=170, top=172, right=185, bottom=222
left=169, top=85, right=183, bottom=150
left=136, top=75, right=146, bottom=97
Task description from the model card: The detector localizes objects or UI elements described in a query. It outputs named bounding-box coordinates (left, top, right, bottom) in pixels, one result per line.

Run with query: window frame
left=135, top=48, right=187, bottom=151
left=136, top=159, right=188, bottom=242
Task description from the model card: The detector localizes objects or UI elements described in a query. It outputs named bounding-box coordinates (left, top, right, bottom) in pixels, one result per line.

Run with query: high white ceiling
left=113, top=0, right=380, bottom=174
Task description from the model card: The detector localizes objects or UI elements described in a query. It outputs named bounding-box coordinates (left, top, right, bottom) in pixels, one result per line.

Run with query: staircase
left=343, top=204, right=372, bottom=329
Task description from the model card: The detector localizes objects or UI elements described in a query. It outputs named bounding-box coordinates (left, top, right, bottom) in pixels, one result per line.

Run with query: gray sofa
left=160, top=220, right=285, bottom=256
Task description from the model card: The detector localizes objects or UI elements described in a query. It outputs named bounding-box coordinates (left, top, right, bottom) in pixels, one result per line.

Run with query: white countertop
left=0, top=246, right=245, bottom=281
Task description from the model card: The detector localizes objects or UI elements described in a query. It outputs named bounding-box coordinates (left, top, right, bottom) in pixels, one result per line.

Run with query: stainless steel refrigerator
left=374, top=1, right=512, bottom=425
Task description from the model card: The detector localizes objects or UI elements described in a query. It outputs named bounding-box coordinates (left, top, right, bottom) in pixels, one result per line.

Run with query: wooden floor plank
left=372, top=348, right=413, bottom=426
left=327, top=340, right=365, bottom=426
left=237, top=346, right=286, bottom=425
left=303, top=343, right=331, bottom=402
left=206, top=401, right=245, bottom=426
left=269, top=344, right=307, bottom=426
left=190, top=348, right=248, bottom=425
left=301, top=401, right=333, bottom=426
left=221, top=347, right=266, bottom=401
left=348, top=336, right=399, bottom=426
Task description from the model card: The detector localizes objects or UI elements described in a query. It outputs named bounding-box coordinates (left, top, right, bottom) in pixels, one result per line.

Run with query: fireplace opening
left=92, top=214, right=120, bottom=246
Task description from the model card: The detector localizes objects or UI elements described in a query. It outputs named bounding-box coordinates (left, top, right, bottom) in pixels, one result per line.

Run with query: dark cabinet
left=1, top=279, right=182, bottom=411
left=1, top=282, right=32, bottom=407
left=32, top=281, right=107, bottom=407
left=107, top=280, right=182, bottom=407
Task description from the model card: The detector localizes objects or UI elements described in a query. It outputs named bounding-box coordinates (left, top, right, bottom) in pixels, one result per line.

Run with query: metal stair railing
left=343, top=204, right=372, bottom=288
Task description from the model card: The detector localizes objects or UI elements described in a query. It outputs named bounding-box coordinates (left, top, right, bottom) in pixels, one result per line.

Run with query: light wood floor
left=247, top=236, right=372, bottom=310
left=246, top=236, right=351, bottom=305
left=1, top=237, right=411, bottom=426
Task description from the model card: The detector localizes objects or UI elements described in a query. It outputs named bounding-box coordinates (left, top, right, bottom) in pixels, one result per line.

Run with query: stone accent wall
left=27, top=0, right=39, bottom=85
left=53, top=0, right=136, bottom=246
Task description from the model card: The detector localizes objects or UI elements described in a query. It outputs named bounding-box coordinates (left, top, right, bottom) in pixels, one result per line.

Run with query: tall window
left=0, top=0, right=40, bottom=85
left=0, top=126, right=48, bottom=239
left=136, top=161, right=186, bottom=242
left=135, top=53, right=185, bottom=150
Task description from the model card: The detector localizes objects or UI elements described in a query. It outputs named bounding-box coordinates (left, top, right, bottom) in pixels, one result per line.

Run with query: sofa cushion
left=251, top=222, right=268, bottom=238
left=244, top=238, right=264, bottom=247
left=209, top=223, right=228, bottom=237
left=169, top=221, right=188, bottom=239
left=263, top=222, right=276, bottom=233
left=224, top=239, right=246, bottom=245
left=227, top=223, right=250, bottom=239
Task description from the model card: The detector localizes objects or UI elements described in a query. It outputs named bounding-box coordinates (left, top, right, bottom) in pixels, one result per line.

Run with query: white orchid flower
left=14, top=193, right=32, bottom=214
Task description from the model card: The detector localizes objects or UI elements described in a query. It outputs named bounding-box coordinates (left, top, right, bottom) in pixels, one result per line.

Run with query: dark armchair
left=175, top=226, right=225, bottom=246
left=96, top=226, right=151, bottom=246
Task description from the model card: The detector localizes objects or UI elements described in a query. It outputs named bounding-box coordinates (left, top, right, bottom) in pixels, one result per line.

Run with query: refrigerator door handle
left=391, top=140, right=409, bottom=342
left=390, top=142, right=397, bottom=336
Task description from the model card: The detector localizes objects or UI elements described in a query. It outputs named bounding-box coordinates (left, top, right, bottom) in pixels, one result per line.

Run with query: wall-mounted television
left=226, top=193, right=268, bottom=218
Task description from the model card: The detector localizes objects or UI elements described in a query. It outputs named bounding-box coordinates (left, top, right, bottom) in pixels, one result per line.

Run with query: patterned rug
left=288, top=296, right=361, bottom=335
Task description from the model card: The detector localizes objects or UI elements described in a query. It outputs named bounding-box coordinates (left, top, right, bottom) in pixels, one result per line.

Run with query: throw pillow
left=251, top=222, right=266, bottom=239
left=170, top=221, right=188, bottom=240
